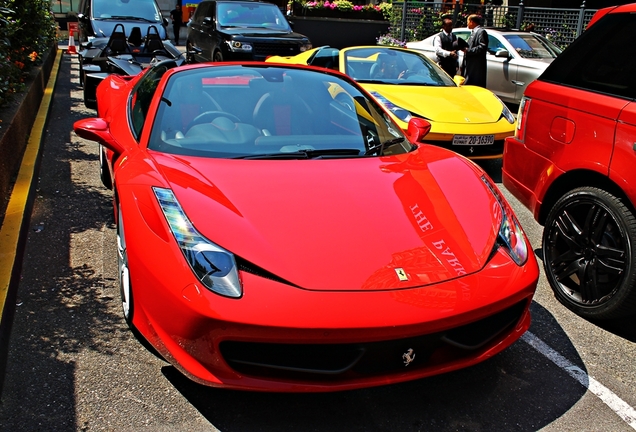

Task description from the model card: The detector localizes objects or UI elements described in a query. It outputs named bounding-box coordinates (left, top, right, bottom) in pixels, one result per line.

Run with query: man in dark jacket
left=461, top=14, right=488, bottom=87
left=170, top=4, right=183, bottom=45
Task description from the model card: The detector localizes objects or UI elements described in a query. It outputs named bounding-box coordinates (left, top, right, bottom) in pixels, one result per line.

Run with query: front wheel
left=98, top=144, right=112, bottom=189
left=542, top=187, right=636, bottom=319
left=213, top=49, right=223, bottom=62
left=117, top=205, right=134, bottom=327
left=79, top=55, right=85, bottom=87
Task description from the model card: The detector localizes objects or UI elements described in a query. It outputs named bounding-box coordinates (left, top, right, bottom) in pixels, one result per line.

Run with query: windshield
left=504, top=34, right=562, bottom=59
left=344, top=47, right=456, bottom=86
left=148, top=65, right=412, bottom=159
left=216, top=2, right=291, bottom=30
left=92, top=0, right=162, bottom=22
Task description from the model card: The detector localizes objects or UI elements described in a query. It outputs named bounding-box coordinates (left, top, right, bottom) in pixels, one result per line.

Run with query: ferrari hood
left=151, top=148, right=503, bottom=291
left=362, top=84, right=505, bottom=124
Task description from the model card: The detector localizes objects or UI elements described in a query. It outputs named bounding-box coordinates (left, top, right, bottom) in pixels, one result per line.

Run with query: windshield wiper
left=235, top=148, right=363, bottom=160
left=396, top=82, right=435, bottom=86
left=106, top=16, right=157, bottom=22
left=364, top=137, right=404, bottom=156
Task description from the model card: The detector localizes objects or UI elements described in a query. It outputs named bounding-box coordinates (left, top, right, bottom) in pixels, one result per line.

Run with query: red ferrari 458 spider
left=74, top=60, right=539, bottom=392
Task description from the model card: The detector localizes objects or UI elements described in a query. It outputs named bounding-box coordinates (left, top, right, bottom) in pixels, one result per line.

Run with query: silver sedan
left=407, top=28, right=562, bottom=106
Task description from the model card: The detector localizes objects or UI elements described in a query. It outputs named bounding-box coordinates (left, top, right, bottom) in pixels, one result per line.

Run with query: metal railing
left=390, top=0, right=598, bottom=49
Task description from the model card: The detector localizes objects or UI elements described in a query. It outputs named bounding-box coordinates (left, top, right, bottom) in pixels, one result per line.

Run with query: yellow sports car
left=267, top=46, right=516, bottom=159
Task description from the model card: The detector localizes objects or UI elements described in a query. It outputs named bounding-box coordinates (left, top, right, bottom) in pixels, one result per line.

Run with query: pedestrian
left=433, top=15, right=460, bottom=77
left=170, top=4, right=183, bottom=45
left=461, top=14, right=488, bottom=87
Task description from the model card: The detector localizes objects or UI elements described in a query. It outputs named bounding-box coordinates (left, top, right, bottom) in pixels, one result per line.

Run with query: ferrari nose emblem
left=403, top=348, right=415, bottom=366
left=395, top=268, right=409, bottom=281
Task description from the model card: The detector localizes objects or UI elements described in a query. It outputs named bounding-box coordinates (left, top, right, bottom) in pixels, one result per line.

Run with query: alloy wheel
left=542, top=187, right=636, bottom=319
left=117, top=205, right=133, bottom=325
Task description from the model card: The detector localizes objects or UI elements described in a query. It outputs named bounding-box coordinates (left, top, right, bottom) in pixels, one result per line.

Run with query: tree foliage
left=0, top=0, right=57, bottom=107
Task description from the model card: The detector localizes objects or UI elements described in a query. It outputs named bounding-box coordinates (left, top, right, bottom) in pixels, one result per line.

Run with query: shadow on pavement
left=0, top=54, right=123, bottom=431
left=476, top=158, right=502, bottom=183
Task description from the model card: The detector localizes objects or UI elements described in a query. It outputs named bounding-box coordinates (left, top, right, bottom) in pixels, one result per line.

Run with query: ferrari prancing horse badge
left=395, top=268, right=408, bottom=281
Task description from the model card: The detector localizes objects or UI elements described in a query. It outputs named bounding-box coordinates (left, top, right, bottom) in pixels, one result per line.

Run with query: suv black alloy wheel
left=542, top=186, right=636, bottom=319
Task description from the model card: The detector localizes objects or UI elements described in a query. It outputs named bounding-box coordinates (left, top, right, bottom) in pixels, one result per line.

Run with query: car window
left=344, top=47, right=455, bottom=86
left=92, top=0, right=162, bottom=22
left=454, top=31, right=470, bottom=43
left=193, top=1, right=213, bottom=23
left=488, top=35, right=506, bottom=55
left=149, top=66, right=412, bottom=159
left=504, top=34, right=561, bottom=59
left=130, top=61, right=177, bottom=140
left=308, top=47, right=340, bottom=71
left=216, top=2, right=291, bottom=31
left=540, top=13, right=636, bottom=99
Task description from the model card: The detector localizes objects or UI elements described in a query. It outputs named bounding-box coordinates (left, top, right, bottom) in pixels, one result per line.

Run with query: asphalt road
left=0, top=52, right=635, bottom=432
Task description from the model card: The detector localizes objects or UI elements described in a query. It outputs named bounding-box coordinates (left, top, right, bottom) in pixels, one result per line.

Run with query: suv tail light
left=515, top=97, right=531, bottom=142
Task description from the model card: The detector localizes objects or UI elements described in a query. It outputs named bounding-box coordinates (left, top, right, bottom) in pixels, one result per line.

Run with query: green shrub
left=0, top=0, right=56, bottom=107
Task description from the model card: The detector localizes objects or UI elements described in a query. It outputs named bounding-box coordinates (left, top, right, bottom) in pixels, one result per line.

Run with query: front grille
left=425, top=139, right=505, bottom=158
left=252, top=42, right=301, bottom=57
left=219, top=300, right=528, bottom=381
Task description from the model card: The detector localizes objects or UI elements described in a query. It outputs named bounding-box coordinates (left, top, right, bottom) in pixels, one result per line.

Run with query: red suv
left=502, top=4, right=636, bottom=320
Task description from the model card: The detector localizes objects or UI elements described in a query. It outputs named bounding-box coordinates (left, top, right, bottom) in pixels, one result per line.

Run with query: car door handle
left=511, top=80, right=525, bottom=86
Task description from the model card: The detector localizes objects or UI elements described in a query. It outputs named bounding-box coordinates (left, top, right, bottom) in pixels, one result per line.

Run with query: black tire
left=542, top=186, right=636, bottom=319
left=83, top=82, right=96, bottom=110
left=117, top=205, right=134, bottom=327
left=79, top=55, right=85, bottom=87
left=116, top=203, right=165, bottom=361
left=98, top=144, right=112, bottom=189
left=213, top=49, right=223, bottom=62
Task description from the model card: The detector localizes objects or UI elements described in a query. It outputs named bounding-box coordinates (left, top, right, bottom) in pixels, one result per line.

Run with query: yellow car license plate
left=452, top=135, right=495, bottom=146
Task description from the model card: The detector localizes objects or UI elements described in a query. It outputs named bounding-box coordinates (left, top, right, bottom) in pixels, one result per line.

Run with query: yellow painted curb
left=0, top=49, right=62, bottom=319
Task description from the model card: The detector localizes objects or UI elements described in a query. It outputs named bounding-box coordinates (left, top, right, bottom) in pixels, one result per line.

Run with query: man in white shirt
left=433, top=16, right=459, bottom=77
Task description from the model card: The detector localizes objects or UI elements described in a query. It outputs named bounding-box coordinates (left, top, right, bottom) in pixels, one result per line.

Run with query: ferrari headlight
left=153, top=187, right=242, bottom=298
left=498, top=209, right=528, bottom=265
left=482, top=177, right=528, bottom=266
left=500, top=99, right=516, bottom=124
left=227, top=40, right=252, bottom=52
left=369, top=91, right=413, bottom=122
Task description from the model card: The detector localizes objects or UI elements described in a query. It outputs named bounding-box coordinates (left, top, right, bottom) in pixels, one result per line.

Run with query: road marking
left=0, top=49, right=61, bottom=318
left=522, top=331, right=636, bottom=430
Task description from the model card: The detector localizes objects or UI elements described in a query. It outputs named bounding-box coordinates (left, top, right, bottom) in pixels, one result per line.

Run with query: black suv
left=186, top=0, right=312, bottom=63
left=76, top=0, right=168, bottom=43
